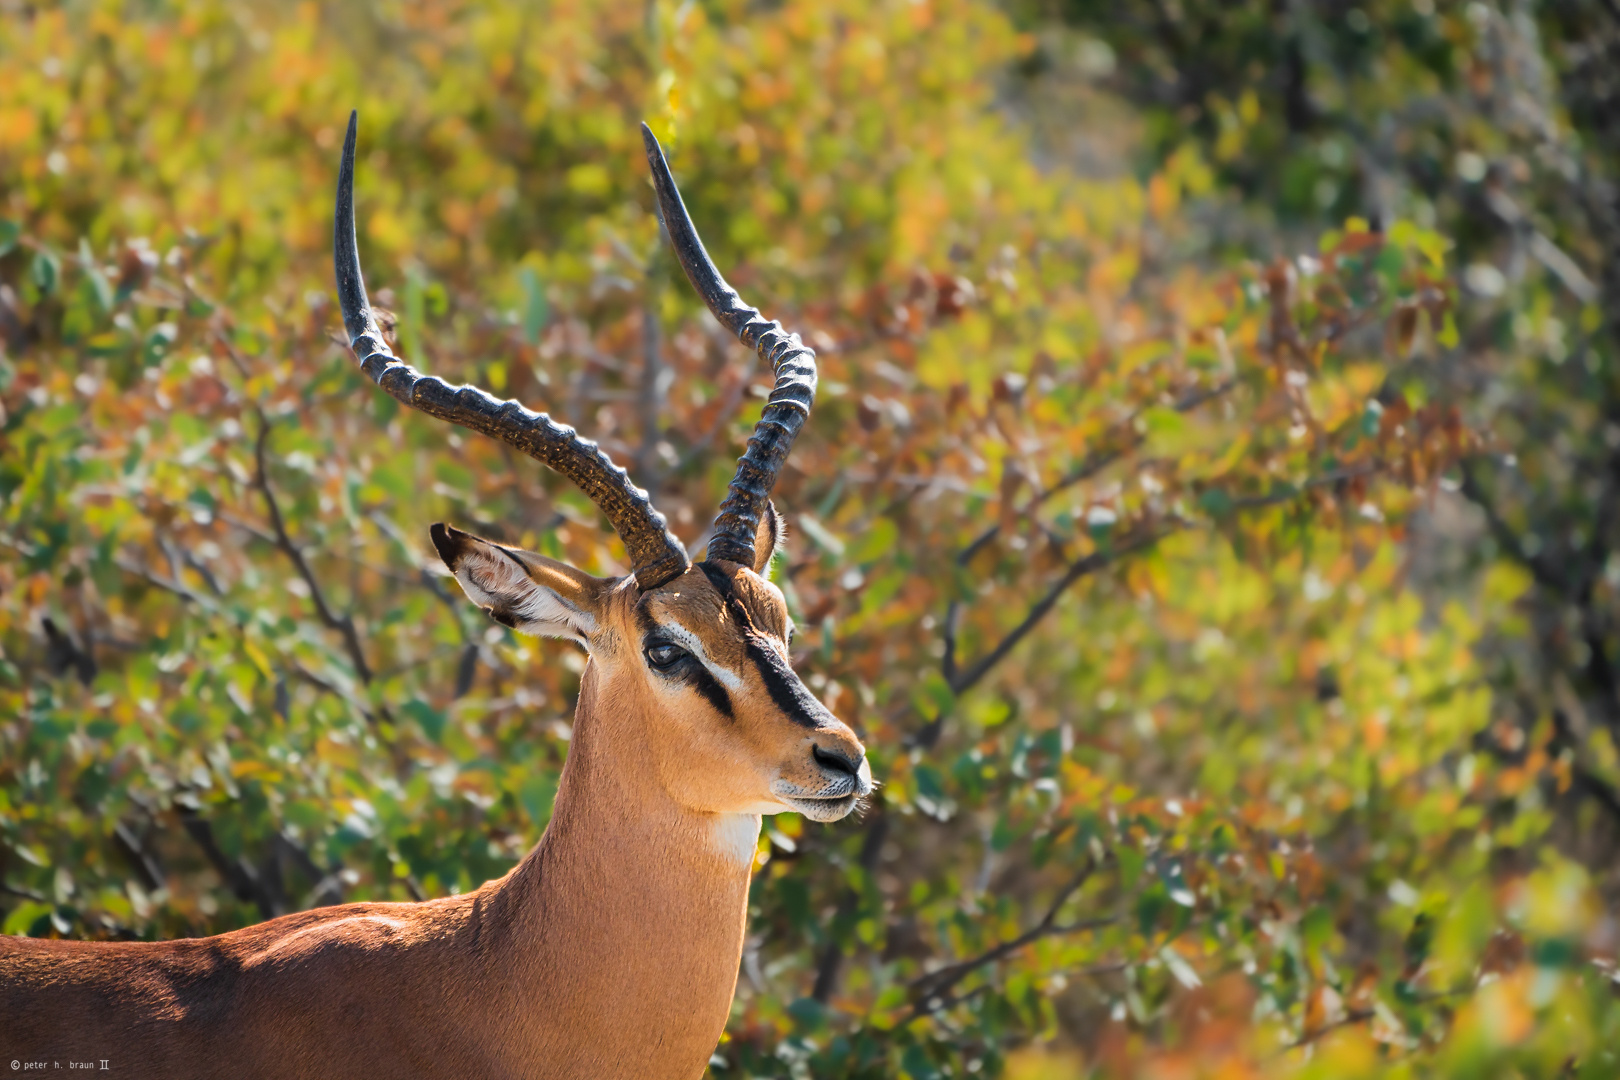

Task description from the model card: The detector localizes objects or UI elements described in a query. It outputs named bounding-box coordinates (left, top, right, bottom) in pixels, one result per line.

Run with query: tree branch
left=273, top=831, right=345, bottom=908
left=909, top=857, right=1102, bottom=1011
left=949, top=526, right=1174, bottom=697
left=1461, top=457, right=1620, bottom=719
left=1458, top=458, right=1566, bottom=594
left=112, top=821, right=165, bottom=893
left=179, top=807, right=282, bottom=921
left=941, top=601, right=962, bottom=686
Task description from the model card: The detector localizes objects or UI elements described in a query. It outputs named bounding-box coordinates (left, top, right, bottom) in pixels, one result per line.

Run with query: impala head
left=334, top=113, right=870, bottom=822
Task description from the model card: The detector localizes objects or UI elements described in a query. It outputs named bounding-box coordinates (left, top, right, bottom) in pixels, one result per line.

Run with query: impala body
left=1, top=115, right=870, bottom=1080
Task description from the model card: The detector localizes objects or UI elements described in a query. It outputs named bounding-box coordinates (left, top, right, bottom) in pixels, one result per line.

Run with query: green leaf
left=847, top=516, right=898, bottom=565
left=1437, top=311, right=1460, bottom=349
left=79, top=238, right=113, bottom=312
left=31, top=248, right=59, bottom=294
left=1197, top=488, right=1234, bottom=518
left=795, top=513, right=845, bottom=557
left=2, top=901, right=52, bottom=936
left=402, top=699, right=446, bottom=743
left=520, top=266, right=549, bottom=344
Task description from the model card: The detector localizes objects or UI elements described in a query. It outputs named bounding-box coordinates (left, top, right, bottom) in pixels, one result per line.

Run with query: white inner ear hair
left=768, top=516, right=787, bottom=570
left=454, top=547, right=597, bottom=638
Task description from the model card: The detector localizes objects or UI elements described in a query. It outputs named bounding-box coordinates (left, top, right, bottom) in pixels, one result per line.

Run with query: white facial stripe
left=658, top=622, right=743, bottom=691
left=454, top=548, right=596, bottom=637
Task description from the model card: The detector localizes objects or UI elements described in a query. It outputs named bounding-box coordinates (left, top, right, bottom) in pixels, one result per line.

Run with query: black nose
left=812, top=744, right=863, bottom=777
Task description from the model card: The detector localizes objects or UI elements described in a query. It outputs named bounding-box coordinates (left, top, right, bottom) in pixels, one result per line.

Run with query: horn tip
left=640, top=121, right=665, bottom=163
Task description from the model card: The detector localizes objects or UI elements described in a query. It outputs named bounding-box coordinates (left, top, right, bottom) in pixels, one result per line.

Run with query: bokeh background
left=3, top=0, right=1620, bottom=1075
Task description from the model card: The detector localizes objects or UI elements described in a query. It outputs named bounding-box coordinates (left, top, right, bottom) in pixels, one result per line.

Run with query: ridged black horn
left=640, top=123, right=817, bottom=569
left=335, top=111, right=690, bottom=590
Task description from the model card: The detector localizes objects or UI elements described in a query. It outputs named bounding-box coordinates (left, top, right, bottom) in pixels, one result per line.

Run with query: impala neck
left=482, top=656, right=758, bottom=1075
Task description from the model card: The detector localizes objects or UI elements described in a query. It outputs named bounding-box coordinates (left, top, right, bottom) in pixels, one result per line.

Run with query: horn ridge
left=640, top=123, right=818, bottom=569
left=334, top=112, right=690, bottom=590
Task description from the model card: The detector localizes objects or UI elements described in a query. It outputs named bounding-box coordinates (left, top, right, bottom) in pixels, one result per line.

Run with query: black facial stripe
left=699, top=561, right=831, bottom=731
left=686, top=664, right=734, bottom=720
left=745, top=635, right=834, bottom=730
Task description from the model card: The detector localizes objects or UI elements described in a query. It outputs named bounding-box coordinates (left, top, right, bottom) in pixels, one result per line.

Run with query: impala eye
left=645, top=642, right=689, bottom=670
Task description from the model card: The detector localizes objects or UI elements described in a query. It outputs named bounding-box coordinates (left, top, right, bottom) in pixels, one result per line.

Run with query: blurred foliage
left=0, top=0, right=1614, bottom=1077
left=1003, top=0, right=1620, bottom=1072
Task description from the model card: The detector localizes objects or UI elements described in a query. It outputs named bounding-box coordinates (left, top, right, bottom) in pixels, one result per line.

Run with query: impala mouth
left=779, top=791, right=863, bottom=822
left=772, top=751, right=874, bottom=822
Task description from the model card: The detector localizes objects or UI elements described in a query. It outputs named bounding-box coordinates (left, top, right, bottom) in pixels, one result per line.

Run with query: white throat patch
left=709, top=813, right=762, bottom=866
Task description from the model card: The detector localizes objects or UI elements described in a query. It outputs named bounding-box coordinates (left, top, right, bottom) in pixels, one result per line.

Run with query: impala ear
left=429, top=523, right=607, bottom=640
left=751, top=501, right=785, bottom=577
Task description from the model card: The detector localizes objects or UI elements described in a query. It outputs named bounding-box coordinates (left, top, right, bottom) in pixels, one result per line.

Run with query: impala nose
left=812, top=743, right=872, bottom=796
left=812, top=743, right=863, bottom=777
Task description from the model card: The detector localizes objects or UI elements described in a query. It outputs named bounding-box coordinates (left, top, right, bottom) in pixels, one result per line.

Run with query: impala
left=1, top=112, right=871, bottom=1079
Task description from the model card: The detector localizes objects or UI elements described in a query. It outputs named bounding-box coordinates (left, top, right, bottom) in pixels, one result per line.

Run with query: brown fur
left=1, top=528, right=869, bottom=1080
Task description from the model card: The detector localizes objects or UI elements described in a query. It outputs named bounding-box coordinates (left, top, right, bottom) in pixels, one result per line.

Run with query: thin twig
left=366, top=510, right=470, bottom=629
left=914, top=959, right=1131, bottom=1019
left=676, top=352, right=760, bottom=473
left=1, top=881, right=47, bottom=901
left=637, top=252, right=667, bottom=496
left=1225, top=464, right=1382, bottom=512
left=1284, top=1009, right=1376, bottom=1051
left=958, top=379, right=1235, bottom=566
left=252, top=415, right=375, bottom=686
left=114, top=556, right=215, bottom=610
left=288, top=660, right=377, bottom=723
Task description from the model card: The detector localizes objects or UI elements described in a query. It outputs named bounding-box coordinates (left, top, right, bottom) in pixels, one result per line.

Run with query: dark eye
left=645, top=642, right=689, bottom=670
